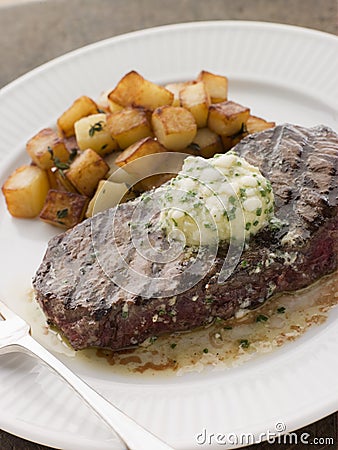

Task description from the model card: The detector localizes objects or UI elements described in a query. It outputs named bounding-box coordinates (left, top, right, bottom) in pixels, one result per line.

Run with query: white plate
left=0, top=21, right=337, bottom=450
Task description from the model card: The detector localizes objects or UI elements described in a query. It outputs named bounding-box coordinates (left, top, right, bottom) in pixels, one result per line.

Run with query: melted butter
left=26, top=271, right=337, bottom=377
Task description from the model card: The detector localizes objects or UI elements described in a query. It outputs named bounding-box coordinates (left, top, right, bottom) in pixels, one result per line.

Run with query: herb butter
left=159, top=152, right=274, bottom=245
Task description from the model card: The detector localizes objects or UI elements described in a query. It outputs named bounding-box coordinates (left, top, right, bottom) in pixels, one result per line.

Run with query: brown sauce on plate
left=26, top=271, right=337, bottom=377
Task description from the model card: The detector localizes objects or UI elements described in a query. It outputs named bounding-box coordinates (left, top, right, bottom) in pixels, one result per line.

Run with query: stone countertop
left=0, top=0, right=337, bottom=449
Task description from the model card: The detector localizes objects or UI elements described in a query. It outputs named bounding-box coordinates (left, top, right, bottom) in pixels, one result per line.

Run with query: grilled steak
left=33, top=124, right=338, bottom=351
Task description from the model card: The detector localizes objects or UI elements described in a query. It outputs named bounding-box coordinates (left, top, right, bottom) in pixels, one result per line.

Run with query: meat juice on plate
left=25, top=271, right=337, bottom=377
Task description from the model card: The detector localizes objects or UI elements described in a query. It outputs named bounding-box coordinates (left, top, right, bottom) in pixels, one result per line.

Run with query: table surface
left=0, top=0, right=337, bottom=449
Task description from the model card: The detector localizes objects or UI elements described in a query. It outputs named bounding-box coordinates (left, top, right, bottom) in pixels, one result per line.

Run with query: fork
left=0, top=300, right=174, bottom=450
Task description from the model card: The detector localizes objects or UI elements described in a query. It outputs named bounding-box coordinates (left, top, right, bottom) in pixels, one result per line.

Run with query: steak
left=33, top=124, right=338, bottom=351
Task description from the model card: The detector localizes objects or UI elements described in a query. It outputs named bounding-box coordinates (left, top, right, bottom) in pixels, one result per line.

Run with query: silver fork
left=0, top=300, right=174, bottom=450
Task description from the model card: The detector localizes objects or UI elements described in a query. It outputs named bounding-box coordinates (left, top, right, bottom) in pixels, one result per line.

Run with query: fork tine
left=0, top=300, right=17, bottom=320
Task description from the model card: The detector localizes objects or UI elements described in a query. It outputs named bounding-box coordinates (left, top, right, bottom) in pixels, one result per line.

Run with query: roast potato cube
left=108, top=71, right=173, bottom=110
left=164, top=82, right=192, bottom=107
left=86, top=179, right=129, bottom=217
left=26, top=128, right=69, bottom=170
left=130, top=150, right=180, bottom=192
left=2, top=165, right=49, bottom=218
left=108, top=98, right=124, bottom=114
left=191, top=128, right=223, bottom=158
left=105, top=151, right=123, bottom=178
left=246, top=115, right=275, bottom=134
left=221, top=132, right=248, bottom=151
left=115, top=137, right=166, bottom=167
left=46, top=168, right=59, bottom=190
left=63, top=135, right=80, bottom=153
left=197, top=71, right=228, bottom=103
left=39, top=190, right=88, bottom=228
left=134, top=173, right=174, bottom=193
left=66, top=149, right=109, bottom=196
left=108, top=71, right=144, bottom=107
left=74, top=113, right=119, bottom=156
left=96, top=89, right=124, bottom=114
left=221, top=114, right=275, bottom=150
left=182, top=146, right=200, bottom=156
left=104, top=151, right=139, bottom=185
left=54, top=169, right=78, bottom=193
left=106, top=107, right=152, bottom=149
left=208, top=101, right=250, bottom=136
left=134, top=78, right=173, bottom=111
left=151, top=106, right=197, bottom=151
left=115, top=138, right=168, bottom=191
left=57, top=96, right=98, bottom=138
left=95, top=92, right=124, bottom=114
left=179, top=81, right=210, bottom=128
left=47, top=167, right=78, bottom=193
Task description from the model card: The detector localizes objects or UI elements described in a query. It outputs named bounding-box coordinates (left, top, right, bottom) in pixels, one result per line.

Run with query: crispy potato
left=180, top=146, right=200, bottom=156
left=108, top=98, right=124, bottom=114
left=2, top=165, right=49, bottom=218
left=74, top=113, right=119, bottom=156
left=221, top=132, right=248, bottom=151
left=54, top=169, right=78, bottom=193
left=39, top=190, right=89, bottom=228
left=208, top=101, right=250, bottom=136
left=104, top=151, right=139, bottom=185
left=179, top=81, right=210, bottom=128
left=66, top=149, right=109, bottom=197
left=246, top=115, right=276, bottom=134
left=191, top=127, right=223, bottom=158
left=57, top=96, right=98, bottom=138
left=131, top=151, right=183, bottom=192
left=221, top=115, right=275, bottom=151
left=2, top=69, right=276, bottom=232
left=115, top=138, right=169, bottom=192
left=134, top=173, right=174, bottom=193
left=26, top=128, right=69, bottom=170
left=164, top=81, right=193, bottom=107
left=46, top=167, right=77, bottom=192
left=197, top=71, right=228, bottom=103
left=105, top=151, right=123, bottom=177
left=47, top=167, right=78, bottom=193
left=108, top=71, right=141, bottom=107
left=151, top=106, right=197, bottom=151
left=85, top=179, right=129, bottom=217
left=46, top=167, right=59, bottom=190
left=96, top=89, right=124, bottom=114
left=63, top=135, right=80, bottom=153
left=115, top=137, right=166, bottom=167
left=106, top=107, right=152, bottom=149
left=134, top=78, right=174, bottom=111
left=108, top=71, right=173, bottom=110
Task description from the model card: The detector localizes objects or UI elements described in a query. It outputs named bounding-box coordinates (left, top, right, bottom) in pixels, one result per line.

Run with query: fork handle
left=11, top=334, right=173, bottom=450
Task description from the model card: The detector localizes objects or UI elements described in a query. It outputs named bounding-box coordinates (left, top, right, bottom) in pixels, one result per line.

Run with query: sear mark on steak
left=33, top=124, right=338, bottom=351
